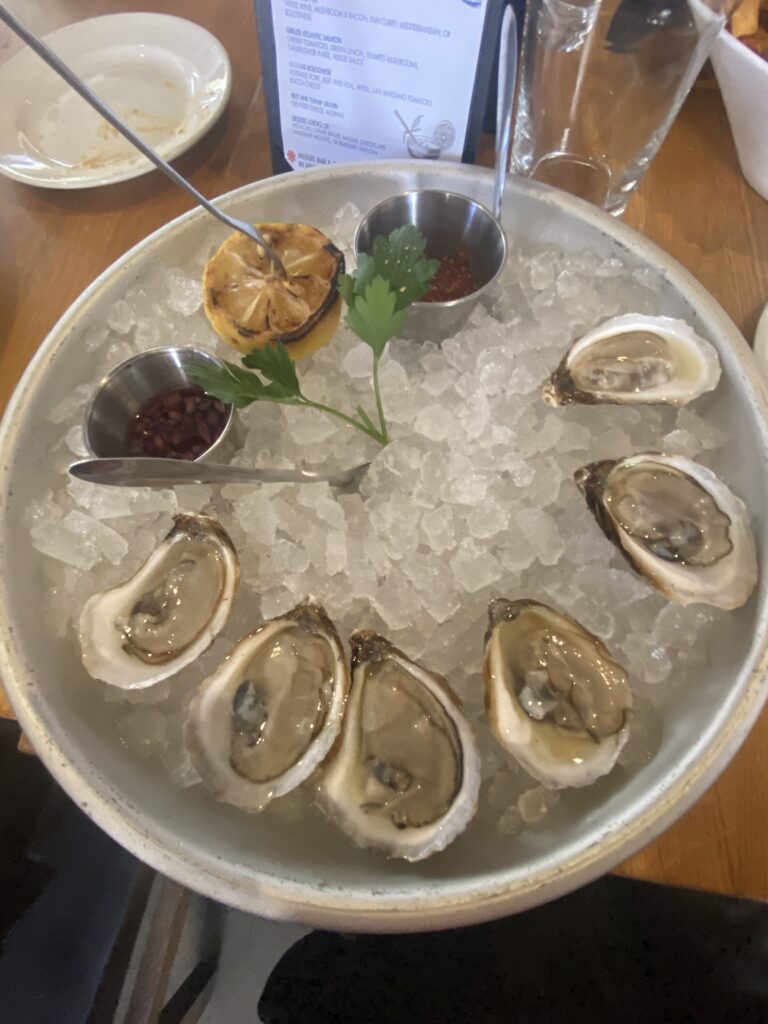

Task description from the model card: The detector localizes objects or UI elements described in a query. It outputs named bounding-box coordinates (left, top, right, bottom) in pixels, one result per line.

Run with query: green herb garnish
left=189, top=225, right=438, bottom=447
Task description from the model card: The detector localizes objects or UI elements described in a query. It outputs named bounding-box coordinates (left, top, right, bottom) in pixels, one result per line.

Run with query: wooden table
left=2, top=0, right=768, bottom=903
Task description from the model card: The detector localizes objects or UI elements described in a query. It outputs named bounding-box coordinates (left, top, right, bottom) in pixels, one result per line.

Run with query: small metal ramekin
left=354, top=189, right=508, bottom=341
left=82, top=347, right=235, bottom=460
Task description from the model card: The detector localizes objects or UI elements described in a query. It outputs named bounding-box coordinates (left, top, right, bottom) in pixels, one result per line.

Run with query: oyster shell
left=543, top=315, right=721, bottom=406
left=79, top=515, right=239, bottom=689
left=576, top=453, right=758, bottom=609
left=184, top=599, right=348, bottom=811
left=483, top=599, right=632, bottom=789
left=317, top=631, right=480, bottom=861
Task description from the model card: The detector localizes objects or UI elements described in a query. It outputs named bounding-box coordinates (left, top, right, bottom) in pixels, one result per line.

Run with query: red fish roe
left=421, top=247, right=477, bottom=303
left=125, top=387, right=230, bottom=460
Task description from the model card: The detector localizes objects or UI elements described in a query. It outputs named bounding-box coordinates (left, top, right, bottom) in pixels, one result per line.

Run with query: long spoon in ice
left=0, top=2, right=288, bottom=277
left=68, top=457, right=370, bottom=491
left=493, top=6, right=519, bottom=221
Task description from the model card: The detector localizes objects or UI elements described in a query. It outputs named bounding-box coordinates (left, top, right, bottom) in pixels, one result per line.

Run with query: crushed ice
left=26, top=202, right=730, bottom=841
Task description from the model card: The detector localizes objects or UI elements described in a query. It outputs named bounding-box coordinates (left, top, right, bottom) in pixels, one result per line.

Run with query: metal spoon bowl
left=355, top=188, right=507, bottom=339
left=82, top=347, right=236, bottom=462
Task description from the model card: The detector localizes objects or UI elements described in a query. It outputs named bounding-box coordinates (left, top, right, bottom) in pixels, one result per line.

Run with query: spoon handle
left=493, top=6, right=519, bottom=221
left=0, top=3, right=286, bottom=275
left=68, top=458, right=358, bottom=488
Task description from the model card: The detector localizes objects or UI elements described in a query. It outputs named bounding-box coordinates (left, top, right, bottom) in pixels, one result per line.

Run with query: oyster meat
left=576, top=453, right=758, bottom=609
left=79, top=515, right=239, bottom=689
left=543, top=314, right=721, bottom=406
left=184, top=600, right=348, bottom=811
left=317, top=631, right=480, bottom=861
left=483, top=599, right=633, bottom=789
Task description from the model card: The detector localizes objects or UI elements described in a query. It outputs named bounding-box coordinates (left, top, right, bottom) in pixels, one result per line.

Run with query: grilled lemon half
left=203, top=222, right=345, bottom=360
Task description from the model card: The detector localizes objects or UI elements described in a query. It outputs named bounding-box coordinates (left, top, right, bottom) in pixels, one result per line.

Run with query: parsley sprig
left=189, top=226, right=437, bottom=447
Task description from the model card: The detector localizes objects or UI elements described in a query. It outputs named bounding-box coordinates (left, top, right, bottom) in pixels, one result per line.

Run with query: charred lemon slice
left=203, top=222, right=344, bottom=359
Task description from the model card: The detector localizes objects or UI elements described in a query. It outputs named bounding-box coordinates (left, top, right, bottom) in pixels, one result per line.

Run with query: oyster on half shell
left=576, top=453, right=758, bottom=610
left=543, top=314, right=721, bottom=407
left=184, top=599, right=348, bottom=812
left=483, top=599, right=633, bottom=789
left=79, top=514, right=239, bottom=689
left=317, top=631, right=480, bottom=861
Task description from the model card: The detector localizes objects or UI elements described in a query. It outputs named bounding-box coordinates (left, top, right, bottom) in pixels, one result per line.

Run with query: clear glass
left=512, top=0, right=733, bottom=215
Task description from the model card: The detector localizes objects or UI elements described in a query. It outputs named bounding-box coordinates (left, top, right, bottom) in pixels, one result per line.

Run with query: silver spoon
left=68, top=457, right=370, bottom=491
left=493, top=6, right=519, bottom=221
left=0, top=2, right=287, bottom=277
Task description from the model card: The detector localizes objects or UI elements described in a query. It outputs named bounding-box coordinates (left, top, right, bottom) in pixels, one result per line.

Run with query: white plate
left=0, top=13, right=231, bottom=189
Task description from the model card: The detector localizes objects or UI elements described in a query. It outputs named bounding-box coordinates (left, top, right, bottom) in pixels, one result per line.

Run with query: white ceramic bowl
left=712, top=28, right=768, bottom=201
left=2, top=162, right=768, bottom=932
left=0, top=13, right=232, bottom=189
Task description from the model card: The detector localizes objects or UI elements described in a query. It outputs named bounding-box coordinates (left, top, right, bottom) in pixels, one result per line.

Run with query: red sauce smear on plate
left=421, top=247, right=477, bottom=303
left=125, top=387, right=229, bottom=460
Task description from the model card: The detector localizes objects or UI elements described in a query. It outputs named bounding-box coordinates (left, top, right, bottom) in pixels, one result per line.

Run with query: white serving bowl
left=712, top=27, right=768, bottom=201
left=2, top=162, right=768, bottom=932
